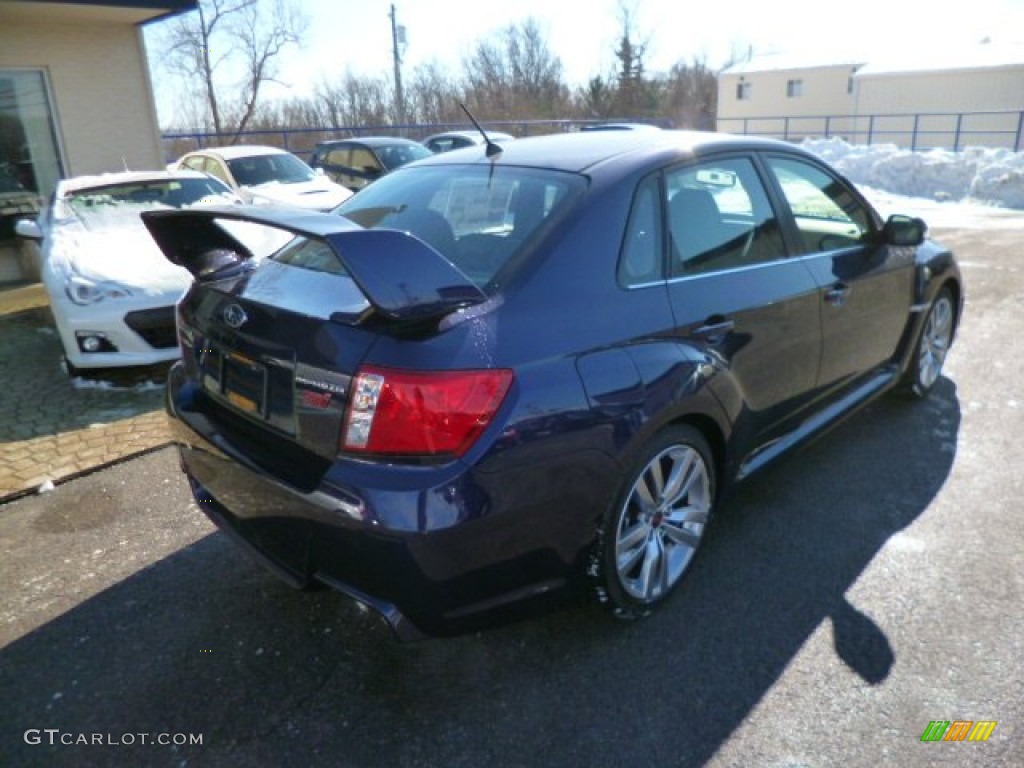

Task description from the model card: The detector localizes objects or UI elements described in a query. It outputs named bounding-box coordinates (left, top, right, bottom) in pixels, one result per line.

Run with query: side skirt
left=736, top=367, right=897, bottom=481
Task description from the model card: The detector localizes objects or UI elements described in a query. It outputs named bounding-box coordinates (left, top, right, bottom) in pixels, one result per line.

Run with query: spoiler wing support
left=142, top=206, right=488, bottom=323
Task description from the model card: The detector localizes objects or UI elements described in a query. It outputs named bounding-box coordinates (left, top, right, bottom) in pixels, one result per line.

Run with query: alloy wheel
left=918, top=293, right=954, bottom=391
left=614, top=443, right=711, bottom=603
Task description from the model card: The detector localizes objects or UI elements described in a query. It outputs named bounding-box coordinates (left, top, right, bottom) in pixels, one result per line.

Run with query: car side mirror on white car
left=14, top=218, right=42, bottom=241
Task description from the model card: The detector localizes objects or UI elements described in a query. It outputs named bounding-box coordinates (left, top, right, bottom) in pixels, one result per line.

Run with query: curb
left=0, top=442, right=175, bottom=506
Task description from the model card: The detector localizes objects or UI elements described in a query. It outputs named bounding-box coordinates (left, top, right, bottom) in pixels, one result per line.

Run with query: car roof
left=58, top=169, right=215, bottom=195
left=412, top=130, right=804, bottom=175
left=315, top=137, right=424, bottom=149
left=184, top=145, right=291, bottom=160
left=423, top=129, right=516, bottom=143
left=579, top=122, right=662, bottom=132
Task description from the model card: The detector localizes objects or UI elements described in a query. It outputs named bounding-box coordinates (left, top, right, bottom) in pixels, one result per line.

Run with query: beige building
left=852, top=46, right=1024, bottom=149
left=717, top=44, right=1024, bottom=150
left=0, top=0, right=193, bottom=282
left=718, top=53, right=864, bottom=140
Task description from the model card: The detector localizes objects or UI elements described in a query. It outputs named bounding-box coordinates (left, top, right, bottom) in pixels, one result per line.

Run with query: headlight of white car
left=65, top=274, right=133, bottom=305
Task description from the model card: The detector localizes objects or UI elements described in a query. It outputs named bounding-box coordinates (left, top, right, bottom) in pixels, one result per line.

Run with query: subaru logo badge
left=222, top=304, right=247, bottom=329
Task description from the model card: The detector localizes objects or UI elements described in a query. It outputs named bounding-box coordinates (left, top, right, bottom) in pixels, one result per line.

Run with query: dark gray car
left=309, top=137, right=432, bottom=191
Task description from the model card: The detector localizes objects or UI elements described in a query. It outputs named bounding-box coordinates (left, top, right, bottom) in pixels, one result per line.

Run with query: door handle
left=825, top=283, right=851, bottom=306
left=691, top=318, right=735, bottom=341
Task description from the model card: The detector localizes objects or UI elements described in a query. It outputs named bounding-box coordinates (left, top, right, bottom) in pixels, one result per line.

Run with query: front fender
left=893, top=238, right=963, bottom=378
left=914, top=238, right=962, bottom=309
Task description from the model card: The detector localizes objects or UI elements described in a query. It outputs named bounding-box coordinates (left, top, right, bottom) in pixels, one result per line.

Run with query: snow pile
left=802, top=138, right=1024, bottom=209
left=71, top=376, right=165, bottom=392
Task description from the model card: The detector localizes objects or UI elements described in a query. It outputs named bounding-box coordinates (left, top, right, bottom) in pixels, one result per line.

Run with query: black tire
left=63, top=355, right=106, bottom=381
left=902, top=286, right=955, bottom=399
left=63, top=355, right=82, bottom=378
left=592, top=425, right=716, bottom=619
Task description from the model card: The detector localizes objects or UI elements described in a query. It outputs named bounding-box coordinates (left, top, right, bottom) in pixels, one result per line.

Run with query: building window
left=736, top=80, right=751, bottom=100
left=0, top=69, right=63, bottom=240
left=786, top=79, right=803, bottom=98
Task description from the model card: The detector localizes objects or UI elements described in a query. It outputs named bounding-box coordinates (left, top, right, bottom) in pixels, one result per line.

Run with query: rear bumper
left=165, top=363, right=586, bottom=638
left=181, top=462, right=427, bottom=641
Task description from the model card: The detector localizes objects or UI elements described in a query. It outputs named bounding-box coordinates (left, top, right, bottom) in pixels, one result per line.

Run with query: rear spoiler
left=141, top=206, right=487, bottom=322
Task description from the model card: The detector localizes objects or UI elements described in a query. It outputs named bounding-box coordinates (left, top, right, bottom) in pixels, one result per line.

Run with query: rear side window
left=618, top=175, right=663, bottom=286
left=335, top=165, right=585, bottom=290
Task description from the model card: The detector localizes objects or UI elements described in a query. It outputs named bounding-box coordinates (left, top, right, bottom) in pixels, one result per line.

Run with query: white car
left=172, top=145, right=353, bottom=210
left=15, top=170, right=243, bottom=372
left=422, top=130, right=516, bottom=153
left=578, top=122, right=662, bottom=132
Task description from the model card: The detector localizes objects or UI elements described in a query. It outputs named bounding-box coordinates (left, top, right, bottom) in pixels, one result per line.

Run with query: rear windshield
left=376, top=143, right=432, bottom=170
left=272, top=236, right=348, bottom=276
left=333, top=164, right=585, bottom=289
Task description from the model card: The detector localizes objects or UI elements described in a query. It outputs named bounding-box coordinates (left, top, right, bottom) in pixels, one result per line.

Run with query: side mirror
left=15, top=218, right=43, bottom=241
left=883, top=214, right=926, bottom=246
left=314, top=167, right=326, bottom=176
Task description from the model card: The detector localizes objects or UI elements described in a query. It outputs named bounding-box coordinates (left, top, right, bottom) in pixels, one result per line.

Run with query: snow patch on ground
left=71, top=377, right=165, bottom=393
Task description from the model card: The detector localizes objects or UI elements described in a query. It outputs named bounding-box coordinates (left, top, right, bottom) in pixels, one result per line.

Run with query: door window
left=665, top=157, right=784, bottom=277
left=201, top=157, right=231, bottom=186
left=349, top=148, right=379, bottom=173
left=766, top=156, right=872, bottom=253
left=325, top=148, right=350, bottom=166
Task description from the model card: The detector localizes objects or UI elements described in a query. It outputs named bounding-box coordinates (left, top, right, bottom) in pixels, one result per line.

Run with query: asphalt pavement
left=1, top=225, right=1021, bottom=767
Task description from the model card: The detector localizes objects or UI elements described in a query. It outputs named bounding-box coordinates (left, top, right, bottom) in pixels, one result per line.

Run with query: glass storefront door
left=0, top=69, right=63, bottom=240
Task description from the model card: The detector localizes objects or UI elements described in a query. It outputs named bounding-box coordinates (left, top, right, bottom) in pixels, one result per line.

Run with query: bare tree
left=663, top=57, right=718, bottom=130
left=462, top=19, right=569, bottom=120
left=611, top=2, right=658, bottom=117
left=405, top=61, right=463, bottom=125
left=576, top=75, right=616, bottom=119
left=314, top=72, right=392, bottom=130
left=153, top=3, right=732, bottom=137
left=159, top=0, right=307, bottom=141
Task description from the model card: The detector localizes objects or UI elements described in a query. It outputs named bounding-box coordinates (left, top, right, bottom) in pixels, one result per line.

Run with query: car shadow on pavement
left=0, top=379, right=960, bottom=768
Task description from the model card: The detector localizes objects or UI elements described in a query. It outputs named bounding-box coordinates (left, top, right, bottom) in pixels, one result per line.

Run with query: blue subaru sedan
left=143, top=131, right=962, bottom=639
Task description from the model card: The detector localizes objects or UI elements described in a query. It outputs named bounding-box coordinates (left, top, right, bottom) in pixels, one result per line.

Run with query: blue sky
left=146, top=0, right=1024, bottom=125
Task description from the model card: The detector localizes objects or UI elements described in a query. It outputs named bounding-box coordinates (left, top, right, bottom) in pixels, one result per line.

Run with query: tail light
left=341, top=366, right=513, bottom=457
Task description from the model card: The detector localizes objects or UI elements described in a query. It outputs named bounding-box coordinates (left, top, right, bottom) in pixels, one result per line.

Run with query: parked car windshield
left=334, top=164, right=586, bottom=290
left=62, top=178, right=237, bottom=229
left=227, top=153, right=316, bottom=186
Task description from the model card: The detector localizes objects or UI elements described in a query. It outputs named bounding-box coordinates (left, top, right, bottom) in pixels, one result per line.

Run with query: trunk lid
left=142, top=206, right=488, bottom=463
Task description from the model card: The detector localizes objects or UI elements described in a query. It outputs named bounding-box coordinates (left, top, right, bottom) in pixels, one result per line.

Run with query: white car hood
left=247, top=178, right=352, bottom=209
left=48, top=218, right=191, bottom=295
